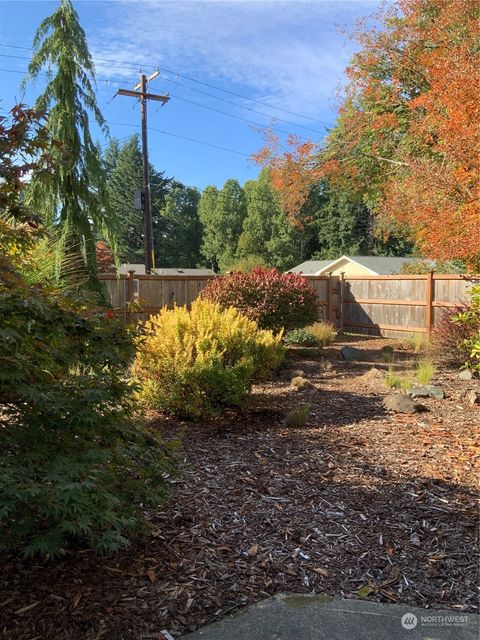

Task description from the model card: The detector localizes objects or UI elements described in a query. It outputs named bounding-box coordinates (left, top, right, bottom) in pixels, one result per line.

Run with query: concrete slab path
left=181, top=593, right=479, bottom=640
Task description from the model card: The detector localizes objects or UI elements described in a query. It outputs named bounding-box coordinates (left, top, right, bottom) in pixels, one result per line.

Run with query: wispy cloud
left=91, top=0, right=379, bottom=127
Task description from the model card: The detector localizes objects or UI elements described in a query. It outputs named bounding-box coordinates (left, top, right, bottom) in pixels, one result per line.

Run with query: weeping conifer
left=23, top=0, right=116, bottom=288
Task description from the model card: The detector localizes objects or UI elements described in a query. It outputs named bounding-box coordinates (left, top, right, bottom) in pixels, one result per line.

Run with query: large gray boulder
left=383, top=393, right=428, bottom=414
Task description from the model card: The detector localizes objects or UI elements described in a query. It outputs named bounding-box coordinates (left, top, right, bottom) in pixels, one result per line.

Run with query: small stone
left=361, top=367, right=385, bottom=383
left=291, top=376, right=315, bottom=390
left=291, top=369, right=305, bottom=378
left=407, top=386, right=430, bottom=398
left=383, top=393, right=428, bottom=414
left=408, top=385, right=445, bottom=400
left=458, top=369, right=473, bottom=380
left=340, top=346, right=365, bottom=361
left=463, top=389, right=480, bottom=405
left=425, top=385, right=445, bottom=400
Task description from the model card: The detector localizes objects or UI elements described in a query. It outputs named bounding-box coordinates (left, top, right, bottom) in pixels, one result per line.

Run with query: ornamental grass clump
left=134, top=299, right=284, bottom=419
left=307, top=321, right=337, bottom=346
left=200, top=267, right=318, bottom=332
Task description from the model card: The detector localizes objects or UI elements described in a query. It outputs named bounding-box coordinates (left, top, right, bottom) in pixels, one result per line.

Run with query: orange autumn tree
left=254, top=0, right=480, bottom=269
left=252, top=132, right=322, bottom=228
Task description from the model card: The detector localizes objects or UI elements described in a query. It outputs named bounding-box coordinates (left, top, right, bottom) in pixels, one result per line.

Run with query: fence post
left=327, top=272, right=334, bottom=323
left=127, top=270, right=135, bottom=323
left=425, top=269, right=434, bottom=336
left=339, top=271, right=345, bottom=330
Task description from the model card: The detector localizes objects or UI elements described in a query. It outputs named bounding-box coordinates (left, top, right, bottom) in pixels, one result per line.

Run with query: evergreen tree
left=215, top=179, right=247, bottom=272
left=104, top=137, right=120, bottom=178
left=237, top=170, right=319, bottom=271
left=198, top=185, right=219, bottom=270
left=23, top=0, right=113, bottom=286
left=311, top=180, right=412, bottom=259
left=313, top=182, right=371, bottom=259
left=105, top=134, right=171, bottom=264
left=199, top=180, right=246, bottom=272
left=157, top=185, right=202, bottom=267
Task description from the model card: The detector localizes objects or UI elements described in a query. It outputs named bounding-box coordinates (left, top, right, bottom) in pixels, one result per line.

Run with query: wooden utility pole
left=117, top=71, right=169, bottom=273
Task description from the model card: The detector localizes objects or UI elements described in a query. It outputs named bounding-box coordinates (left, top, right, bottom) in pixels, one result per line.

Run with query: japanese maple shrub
left=134, top=299, right=284, bottom=418
left=200, top=267, right=318, bottom=332
left=0, top=266, right=174, bottom=556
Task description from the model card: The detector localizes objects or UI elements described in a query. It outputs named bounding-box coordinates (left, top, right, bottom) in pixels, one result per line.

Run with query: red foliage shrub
left=431, top=303, right=479, bottom=366
left=201, top=267, right=318, bottom=332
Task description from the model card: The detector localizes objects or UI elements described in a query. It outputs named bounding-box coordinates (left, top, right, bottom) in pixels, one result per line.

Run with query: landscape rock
left=463, top=389, right=480, bottom=405
left=383, top=393, right=428, bottom=414
left=360, top=367, right=385, bottom=384
left=458, top=369, right=474, bottom=380
left=408, top=384, right=445, bottom=400
left=291, top=376, right=315, bottom=390
left=340, top=346, right=365, bottom=361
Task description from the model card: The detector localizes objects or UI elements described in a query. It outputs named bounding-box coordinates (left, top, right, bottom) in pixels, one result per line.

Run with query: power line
left=0, top=53, right=326, bottom=135
left=0, top=66, right=264, bottom=156
left=0, top=44, right=334, bottom=128
left=166, top=91, right=313, bottom=141
left=109, top=121, right=251, bottom=157
left=154, top=74, right=326, bottom=136
left=0, top=64, right=324, bottom=143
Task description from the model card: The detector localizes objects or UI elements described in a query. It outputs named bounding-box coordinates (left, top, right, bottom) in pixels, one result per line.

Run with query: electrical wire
left=0, top=45, right=334, bottom=127
left=108, top=121, right=251, bottom=156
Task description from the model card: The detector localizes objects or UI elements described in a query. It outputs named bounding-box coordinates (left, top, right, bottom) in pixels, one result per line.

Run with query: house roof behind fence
left=119, top=264, right=215, bottom=276
left=340, top=256, right=434, bottom=275
left=288, top=256, right=434, bottom=275
left=288, top=260, right=333, bottom=275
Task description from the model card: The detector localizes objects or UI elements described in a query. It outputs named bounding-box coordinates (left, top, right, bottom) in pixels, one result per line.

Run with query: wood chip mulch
left=1, top=337, right=479, bottom=640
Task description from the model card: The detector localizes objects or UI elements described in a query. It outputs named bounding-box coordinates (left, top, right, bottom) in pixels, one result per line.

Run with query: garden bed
left=1, top=337, right=478, bottom=639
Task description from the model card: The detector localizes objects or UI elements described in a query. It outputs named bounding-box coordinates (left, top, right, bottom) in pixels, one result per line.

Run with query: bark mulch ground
left=1, top=337, right=479, bottom=640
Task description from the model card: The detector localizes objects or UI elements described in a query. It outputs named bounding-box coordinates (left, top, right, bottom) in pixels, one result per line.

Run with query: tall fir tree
left=23, top=0, right=113, bottom=287
left=313, top=181, right=371, bottom=259
left=157, top=185, right=202, bottom=267
left=105, top=134, right=171, bottom=264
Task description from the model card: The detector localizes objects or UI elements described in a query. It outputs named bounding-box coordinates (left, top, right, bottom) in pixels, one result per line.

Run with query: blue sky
left=0, top=0, right=380, bottom=190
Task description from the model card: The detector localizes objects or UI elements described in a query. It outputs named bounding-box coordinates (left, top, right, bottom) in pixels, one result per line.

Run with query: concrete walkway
left=181, top=593, right=479, bottom=640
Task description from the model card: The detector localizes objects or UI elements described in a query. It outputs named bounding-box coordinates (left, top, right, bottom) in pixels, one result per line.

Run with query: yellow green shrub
left=134, top=299, right=284, bottom=418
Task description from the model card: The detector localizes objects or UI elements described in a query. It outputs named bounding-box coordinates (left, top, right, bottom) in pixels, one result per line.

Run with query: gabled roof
left=288, top=260, right=333, bottom=275
left=322, top=255, right=433, bottom=275
left=288, top=255, right=433, bottom=276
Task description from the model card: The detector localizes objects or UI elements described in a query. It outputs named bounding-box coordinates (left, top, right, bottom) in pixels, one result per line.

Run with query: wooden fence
left=99, top=271, right=479, bottom=338
left=99, top=270, right=213, bottom=323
